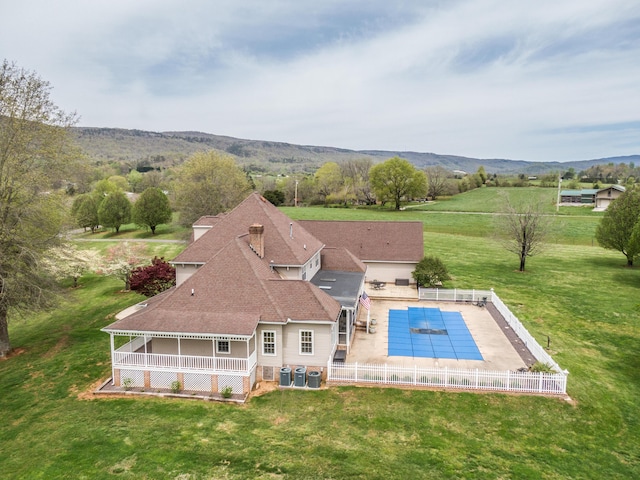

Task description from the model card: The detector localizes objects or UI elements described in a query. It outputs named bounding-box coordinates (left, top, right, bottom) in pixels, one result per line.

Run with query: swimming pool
left=388, top=307, right=483, bottom=360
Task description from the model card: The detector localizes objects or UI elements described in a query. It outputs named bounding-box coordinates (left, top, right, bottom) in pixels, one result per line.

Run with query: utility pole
left=556, top=174, right=562, bottom=212
left=294, top=180, right=299, bottom=207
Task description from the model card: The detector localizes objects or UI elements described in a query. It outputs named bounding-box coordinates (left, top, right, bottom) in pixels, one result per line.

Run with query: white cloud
left=2, top=0, right=639, bottom=160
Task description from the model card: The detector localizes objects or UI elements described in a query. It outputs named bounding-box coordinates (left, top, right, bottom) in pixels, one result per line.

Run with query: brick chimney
left=249, top=224, right=265, bottom=258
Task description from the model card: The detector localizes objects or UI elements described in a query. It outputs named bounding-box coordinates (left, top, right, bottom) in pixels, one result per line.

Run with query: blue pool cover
left=388, top=307, right=483, bottom=360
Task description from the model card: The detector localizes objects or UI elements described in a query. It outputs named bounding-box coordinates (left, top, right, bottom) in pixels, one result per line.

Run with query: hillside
left=72, top=127, right=639, bottom=175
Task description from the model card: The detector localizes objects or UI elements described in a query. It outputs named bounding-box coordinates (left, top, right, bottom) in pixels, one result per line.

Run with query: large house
left=102, top=193, right=424, bottom=396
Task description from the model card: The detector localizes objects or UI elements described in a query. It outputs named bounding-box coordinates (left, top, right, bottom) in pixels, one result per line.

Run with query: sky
left=2, top=0, right=640, bottom=161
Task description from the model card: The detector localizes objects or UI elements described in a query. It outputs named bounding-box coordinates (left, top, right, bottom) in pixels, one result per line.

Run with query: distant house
left=559, top=189, right=598, bottom=205
left=102, top=193, right=423, bottom=397
left=594, top=185, right=625, bottom=211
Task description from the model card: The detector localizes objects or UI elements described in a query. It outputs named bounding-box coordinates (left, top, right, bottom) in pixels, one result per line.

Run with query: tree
left=127, top=169, right=144, bottom=193
left=496, top=195, right=552, bottom=272
left=107, top=175, right=130, bottom=192
left=476, top=166, right=488, bottom=185
left=71, top=194, right=100, bottom=232
left=595, top=187, right=640, bottom=266
left=174, top=151, right=252, bottom=227
left=424, top=166, right=450, bottom=200
left=98, top=242, right=147, bottom=291
left=369, top=157, right=427, bottom=210
left=132, top=187, right=172, bottom=234
left=0, top=60, right=78, bottom=357
left=130, top=257, right=176, bottom=296
left=98, top=191, right=131, bottom=233
left=412, top=256, right=451, bottom=287
left=41, top=245, right=100, bottom=288
left=314, top=162, right=343, bottom=204
left=263, top=189, right=285, bottom=206
left=341, top=158, right=375, bottom=204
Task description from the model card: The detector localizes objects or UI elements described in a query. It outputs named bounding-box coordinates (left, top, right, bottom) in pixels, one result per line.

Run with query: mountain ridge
left=72, top=127, right=639, bottom=175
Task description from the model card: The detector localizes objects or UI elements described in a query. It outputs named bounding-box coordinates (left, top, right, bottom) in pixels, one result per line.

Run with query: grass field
left=1, top=190, right=638, bottom=479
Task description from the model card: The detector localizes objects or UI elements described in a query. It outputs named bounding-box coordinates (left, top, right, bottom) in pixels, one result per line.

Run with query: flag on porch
left=359, top=291, right=370, bottom=310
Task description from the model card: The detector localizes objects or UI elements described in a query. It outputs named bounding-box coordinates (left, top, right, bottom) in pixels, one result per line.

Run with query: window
left=262, top=331, right=276, bottom=356
left=299, top=330, right=313, bottom=355
left=216, top=339, right=230, bottom=354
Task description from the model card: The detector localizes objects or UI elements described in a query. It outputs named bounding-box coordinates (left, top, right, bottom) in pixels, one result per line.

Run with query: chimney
left=249, top=224, right=265, bottom=258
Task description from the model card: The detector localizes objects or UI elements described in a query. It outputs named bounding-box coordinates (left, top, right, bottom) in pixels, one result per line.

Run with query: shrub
left=170, top=381, right=181, bottom=393
left=529, top=362, right=558, bottom=373
left=221, top=386, right=233, bottom=398
left=412, top=256, right=451, bottom=287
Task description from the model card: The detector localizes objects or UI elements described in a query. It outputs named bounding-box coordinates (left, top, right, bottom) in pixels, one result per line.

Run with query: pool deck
left=347, top=284, right=528, bottom=371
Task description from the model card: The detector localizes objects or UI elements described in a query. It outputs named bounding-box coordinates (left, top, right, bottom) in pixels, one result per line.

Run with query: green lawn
left=1, top=203, right=639, bottom=478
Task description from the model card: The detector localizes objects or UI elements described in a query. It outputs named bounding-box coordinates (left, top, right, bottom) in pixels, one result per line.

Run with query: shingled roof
left=174, top=193, right=324, bottom=266
left=105, top=235, right=341, bottom=336
left=298, top=220, right=424, bottom=262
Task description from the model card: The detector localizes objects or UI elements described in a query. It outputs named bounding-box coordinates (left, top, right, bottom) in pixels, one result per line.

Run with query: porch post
left=110, top=334, right=115, bottom=385
left=144, top=334, right=148, bottom=368
left=346, top=310, right=351, bottom=354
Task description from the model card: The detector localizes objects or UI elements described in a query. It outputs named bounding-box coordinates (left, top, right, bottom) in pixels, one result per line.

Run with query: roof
left=310, top=270, right=365, bottom=308
left=174, top=193, right=324, bottom=266
left=298, top=220, right=424, bottom=263
left=105, top=236, right=341, bottom=336
left=560, top=189, right=598, bottom=195
left=597, top=185, right=626, bottom=193
left=318, top=247, right=366, bottom=273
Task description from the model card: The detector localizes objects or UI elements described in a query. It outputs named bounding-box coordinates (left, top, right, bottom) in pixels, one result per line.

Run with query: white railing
left=113, top=351, right=255, bottom=374
left=333, top=288, right=568, bottom=394
left=418, top=288, right=566, bottom=374
left=327, top=362, right=567, bottom=395
left=490, top=293, right=564, bottom=374
left=419, top=287, right=492, bottom=303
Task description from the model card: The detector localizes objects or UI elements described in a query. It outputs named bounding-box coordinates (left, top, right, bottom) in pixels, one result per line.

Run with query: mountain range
left=72, top=127, right=639, bottom=175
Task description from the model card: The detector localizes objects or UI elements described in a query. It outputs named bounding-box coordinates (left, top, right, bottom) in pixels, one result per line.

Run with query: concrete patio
left=346, top=284, right=529, bottom=371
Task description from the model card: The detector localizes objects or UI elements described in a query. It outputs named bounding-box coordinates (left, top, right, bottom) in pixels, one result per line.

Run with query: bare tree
left=496, top=195, right=552, bottom=272
left=424, top=166, right=450, bottom=200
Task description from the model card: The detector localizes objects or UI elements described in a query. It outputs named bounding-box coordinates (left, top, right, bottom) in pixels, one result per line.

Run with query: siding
left=256, top=324, right=284, bottom=367
left=281, top=323, right=336, bottom=366
left=365, top=262, right=416, bottom=284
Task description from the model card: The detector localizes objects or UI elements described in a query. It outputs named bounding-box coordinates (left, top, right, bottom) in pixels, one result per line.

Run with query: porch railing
left=113, top=349, right=257, bottom=374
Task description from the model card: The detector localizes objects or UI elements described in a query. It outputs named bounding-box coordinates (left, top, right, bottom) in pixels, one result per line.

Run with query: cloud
left=2, top=0, right=639, bottom=160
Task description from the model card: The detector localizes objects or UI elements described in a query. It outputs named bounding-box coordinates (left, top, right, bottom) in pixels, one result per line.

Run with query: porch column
left=110, top=334, right=116, bottom=385
left=346, top=310, right=351, bottom=354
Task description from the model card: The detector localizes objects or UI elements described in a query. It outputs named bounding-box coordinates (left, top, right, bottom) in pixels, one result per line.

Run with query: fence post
left=475, top=369, right=479, bottom=388
left=414, top=365, right=418, bottom=385
left=444, top=367, right=448, bottom=387
left=384, top=363, right=388, bottom=384
left=355, top=362, right=358, bottom=382
left=538, top=372, right=543, bottom=393
left=506, top=370, right=510, bottom=391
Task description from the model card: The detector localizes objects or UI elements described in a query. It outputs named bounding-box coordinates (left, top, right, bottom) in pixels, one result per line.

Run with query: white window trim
left=299, top=330, right=314, bottom=356
left=262, top=330, right=276, bottom=356
left=216, top=339, right=231, bottom=355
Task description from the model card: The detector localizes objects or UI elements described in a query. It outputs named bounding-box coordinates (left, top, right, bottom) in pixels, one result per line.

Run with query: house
left=594, top=185, right=625, bottom=211
left=559, top=189, right=598, bottom=205
left=102, top=193, right=422, bottom=397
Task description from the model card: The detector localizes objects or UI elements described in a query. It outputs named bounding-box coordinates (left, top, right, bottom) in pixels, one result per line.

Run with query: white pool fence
left=326, top=288, right=568, bottom=395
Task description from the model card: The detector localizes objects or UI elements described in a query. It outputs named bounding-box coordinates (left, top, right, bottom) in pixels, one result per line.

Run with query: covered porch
left=104, top=330, right=258, bottom=395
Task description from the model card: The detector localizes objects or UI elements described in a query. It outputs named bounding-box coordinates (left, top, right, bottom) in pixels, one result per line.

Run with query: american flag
left=359, top=291, right=370, bottom=310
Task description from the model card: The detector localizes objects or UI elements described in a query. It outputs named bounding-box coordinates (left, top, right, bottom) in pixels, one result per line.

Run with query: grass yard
left=1, top=199, right=639, bottom=478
